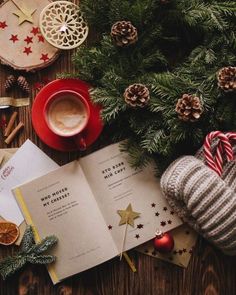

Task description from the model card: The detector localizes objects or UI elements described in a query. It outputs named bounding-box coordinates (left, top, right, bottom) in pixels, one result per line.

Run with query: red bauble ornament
left=153, top=230, right=174, bottom=253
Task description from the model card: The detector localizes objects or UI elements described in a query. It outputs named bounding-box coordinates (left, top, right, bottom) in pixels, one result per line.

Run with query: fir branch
left=0, top=226, right=58, bottom=280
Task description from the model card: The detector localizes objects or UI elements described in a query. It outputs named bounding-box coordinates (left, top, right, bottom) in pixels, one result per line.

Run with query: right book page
left=80, top=142, right=182, bottom=252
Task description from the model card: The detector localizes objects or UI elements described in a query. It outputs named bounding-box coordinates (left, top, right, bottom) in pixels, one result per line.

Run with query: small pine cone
left=111, top=21, right=138, bottom=47
left=5, top=75, right=16, bottom=91
left=217, top=66, right=236, bottom=92
left=124, top=84, right=150, bottom=107
left=175, top=94, right=203, bottom=122
left=17, top=76, right=30, bottom=93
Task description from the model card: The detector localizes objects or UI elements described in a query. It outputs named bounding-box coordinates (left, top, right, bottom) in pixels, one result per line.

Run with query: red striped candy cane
left=204, top=131, right=233, bottom=176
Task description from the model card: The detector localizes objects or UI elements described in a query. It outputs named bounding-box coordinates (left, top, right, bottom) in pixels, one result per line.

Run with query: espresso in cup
left=45, top=91, right=89, bottom=137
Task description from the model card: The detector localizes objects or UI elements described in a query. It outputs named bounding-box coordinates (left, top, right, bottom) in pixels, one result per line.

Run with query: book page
left=80, top=143, right=182, bottom=252
left=14, top=161, right=117, bottom=282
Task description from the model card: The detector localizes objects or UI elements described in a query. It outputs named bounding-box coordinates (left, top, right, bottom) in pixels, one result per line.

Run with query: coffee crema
left=47, top=95, right=88, bottom=136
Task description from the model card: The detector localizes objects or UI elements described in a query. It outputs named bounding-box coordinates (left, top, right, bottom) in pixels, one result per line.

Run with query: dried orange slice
left=0, top=221, right=19, bottom=246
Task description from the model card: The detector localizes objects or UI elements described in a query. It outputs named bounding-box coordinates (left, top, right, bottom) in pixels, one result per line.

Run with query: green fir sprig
left=64, top=0, right=236, bottom=171
left=0, top=226, right=58, bottom=280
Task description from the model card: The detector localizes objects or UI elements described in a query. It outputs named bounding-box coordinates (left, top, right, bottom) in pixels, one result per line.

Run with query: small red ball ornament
left=153, top=230, right=174, bottom=253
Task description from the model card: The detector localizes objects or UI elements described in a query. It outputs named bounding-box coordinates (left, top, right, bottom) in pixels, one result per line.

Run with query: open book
left=13, top=142, right=182, bottom=284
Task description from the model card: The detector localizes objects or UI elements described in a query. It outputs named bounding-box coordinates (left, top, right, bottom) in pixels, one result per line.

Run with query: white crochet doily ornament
left=39, top=1, right=88, bottom=50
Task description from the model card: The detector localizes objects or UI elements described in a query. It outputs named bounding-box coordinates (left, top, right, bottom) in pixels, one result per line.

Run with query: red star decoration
left=135, top=234, right=140, bottom=239
left=108, top=225, right=112, bottom=230
left=155, top=212, right=159, bottom=217
left=23, top=47, right=32, bottom=55
left=163, top=207, right=168, bottom=211
left=31, top=27, right=39, bottom=35
left=9, top=34, right=19, bottom=43
left=183, top=248, right=187, bottom=253
left=170, top=211, right=175, bottom=215
left=24, top=36, right=33, bottom=44
left=160, top=221, right=166, bottom=227
left=0, top=21, right=7, bottom=29
left=178, top=250, right=183, bottom=255
left=137, top=224, right=144, bottom=229
left=38, top=35, right=44, bottom=43
left=40, top=53, right=49, bottom=62
left=151, top=203, right=156, bottom=208
left=167, top=220, right=172, bottom=224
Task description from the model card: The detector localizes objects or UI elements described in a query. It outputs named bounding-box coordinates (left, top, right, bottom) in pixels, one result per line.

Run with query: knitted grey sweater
left=161, top=154, right=236, bottom=255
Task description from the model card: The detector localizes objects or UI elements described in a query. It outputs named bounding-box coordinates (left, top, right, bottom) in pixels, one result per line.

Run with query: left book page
left=13, top=161, right=118, bottom=284
left=0, top=139, right=59, bottom=225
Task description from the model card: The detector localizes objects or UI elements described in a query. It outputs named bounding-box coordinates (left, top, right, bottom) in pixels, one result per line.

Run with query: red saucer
left=32, top=79, right=103, bottom=152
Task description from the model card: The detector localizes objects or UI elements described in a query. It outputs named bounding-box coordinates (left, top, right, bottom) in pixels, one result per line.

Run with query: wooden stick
left=120, top=222, right=128, bottom=260
left=123, top=252, right=137, bottom=272
left=4, top=111, right=18, bottom=137
left=5, top=122, right=24, bottom=145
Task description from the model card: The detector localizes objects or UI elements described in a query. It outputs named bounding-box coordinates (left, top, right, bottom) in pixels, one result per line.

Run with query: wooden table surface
left=0, top=6, right=236, bottom=295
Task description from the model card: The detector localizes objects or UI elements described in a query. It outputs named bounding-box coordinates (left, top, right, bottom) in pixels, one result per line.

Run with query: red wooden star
left=167, top=220, right=172, bottom=224
left=155, top=212, right=159, bottom=217
left=183, top=248, right=187, bottom=253
left=151, top=203, right=156, bottom=208
left=40, top=53, right=49, bottom=62
left=170, top=211, right=175, bottom=215
left=38, top=35, right=44, bottom=43
left=23, top=47, right=32, bottom=55
left=163, top=207, right=168, bottom=211
left=24, top=36, right=33, bottom=44
left=31, top=27, right=39, bottom=35
left=135, top=234, right=140, bottom=239
left=0, top=21, right=7, bottom=29
left=108, top=225, right=112, bottom=230
left=9, top=34, right=19, bottom=43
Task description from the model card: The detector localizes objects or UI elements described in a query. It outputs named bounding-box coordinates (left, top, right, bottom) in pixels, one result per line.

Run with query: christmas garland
left=67, top=0, right=236, bottom=171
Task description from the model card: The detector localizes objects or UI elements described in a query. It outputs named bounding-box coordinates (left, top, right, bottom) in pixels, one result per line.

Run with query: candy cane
left=204, top=131, right=233, bottom=175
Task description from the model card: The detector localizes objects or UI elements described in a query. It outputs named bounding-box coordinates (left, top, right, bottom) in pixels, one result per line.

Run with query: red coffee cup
left=44, top=90, right=90, bottom=151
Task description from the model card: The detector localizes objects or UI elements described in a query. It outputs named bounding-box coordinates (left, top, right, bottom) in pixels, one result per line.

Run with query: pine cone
left=175, top=94, right=203, bottom=122
left=124, top=84, right=150, bottom=107
left=111, top=21, right=138, bottom=47
left=17, top=76, right=30, bottom=93
left=5, top=75, right=16, bottom=91
left=217, top=66, right=236, bottom=92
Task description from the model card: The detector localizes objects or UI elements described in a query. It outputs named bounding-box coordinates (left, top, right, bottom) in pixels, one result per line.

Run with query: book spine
left=14, top=187, right=59, bottom=285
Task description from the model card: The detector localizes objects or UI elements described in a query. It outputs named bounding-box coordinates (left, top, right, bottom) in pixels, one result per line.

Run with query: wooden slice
left=0, top=0, right=60, bottom=71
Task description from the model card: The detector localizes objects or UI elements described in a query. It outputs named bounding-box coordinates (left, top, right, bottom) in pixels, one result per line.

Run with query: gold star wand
left=117, top=203, right=140, bottom=260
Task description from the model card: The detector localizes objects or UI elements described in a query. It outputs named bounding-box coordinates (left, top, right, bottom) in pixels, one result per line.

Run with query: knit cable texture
left=161, top=150, right=236, bottom=255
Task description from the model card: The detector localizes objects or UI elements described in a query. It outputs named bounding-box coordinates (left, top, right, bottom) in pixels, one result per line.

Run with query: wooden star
left=13, top=8, right=36, bottom=25
left=117, top=204, right=140, bottom=227
left=11, top=0, right=36, bottom=25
